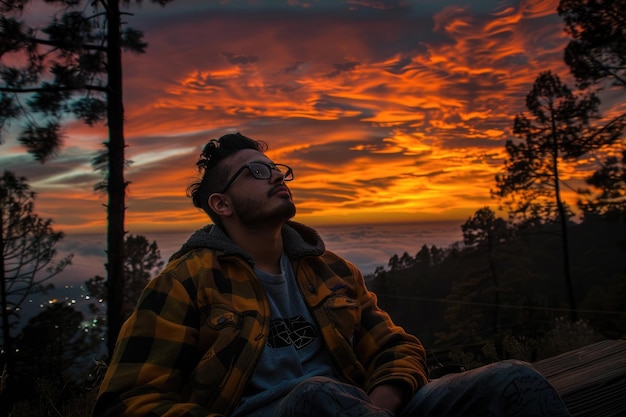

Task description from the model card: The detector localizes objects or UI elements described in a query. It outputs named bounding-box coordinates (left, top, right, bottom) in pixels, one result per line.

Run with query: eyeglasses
left=219, top=161, right=294, bottom=193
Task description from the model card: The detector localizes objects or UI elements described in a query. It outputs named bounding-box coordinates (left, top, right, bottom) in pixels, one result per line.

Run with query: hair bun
left=196, top=139, right=221, bottom=170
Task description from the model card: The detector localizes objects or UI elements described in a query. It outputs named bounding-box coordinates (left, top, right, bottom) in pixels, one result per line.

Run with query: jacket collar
left=170, top=220, right=326, bottom=266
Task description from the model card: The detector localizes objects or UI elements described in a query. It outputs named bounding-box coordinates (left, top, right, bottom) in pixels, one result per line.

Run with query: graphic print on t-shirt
left=267, top=315, right=318, bottom=349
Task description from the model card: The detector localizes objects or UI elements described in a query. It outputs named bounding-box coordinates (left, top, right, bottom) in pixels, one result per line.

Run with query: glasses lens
left=248, top=162, right=272, bottom=179
left=282, top=166, right=294, bottom=181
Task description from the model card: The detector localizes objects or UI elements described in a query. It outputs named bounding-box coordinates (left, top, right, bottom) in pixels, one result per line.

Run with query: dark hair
left=187, top=132, right=268, bottom=226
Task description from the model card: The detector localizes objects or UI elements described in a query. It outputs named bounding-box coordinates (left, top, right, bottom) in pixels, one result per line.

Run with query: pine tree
left=0, top=170, right=72, bottom=401
left=494, top=71, right=620, bottom=320
left=0, top=0, right=172, bottom=357
left=558, top=0, right=626, bottom=217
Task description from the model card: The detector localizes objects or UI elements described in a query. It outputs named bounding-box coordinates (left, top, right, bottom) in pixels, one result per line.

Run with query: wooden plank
left=533, top=339, right=626, bottom=417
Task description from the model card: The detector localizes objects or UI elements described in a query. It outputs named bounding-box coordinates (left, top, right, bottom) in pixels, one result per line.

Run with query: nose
left=270, top=168, right=286, bottom=184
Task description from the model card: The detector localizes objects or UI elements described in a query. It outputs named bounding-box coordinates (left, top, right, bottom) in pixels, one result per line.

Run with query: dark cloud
left=283, top=61, right=305, bottom=73
left=287, top=140, right=367, bottom=165
left=384, top=56, right=417, bottom=74
left=264, top=83, right=302, bottom=94
left=184, top=74, right=224, bottom=90
left=222, top=52, right=259, bottom=66
left=438, top=135, right=507, bottom=150
left=1, top=146, right=99, bottom=189
left=345, top=0, right=410, bottom=11
left=326, top=61, right=361, bottom=78
left=294, top=188, right=356, bottom=205
left=59, top=236, right=107, bottom=258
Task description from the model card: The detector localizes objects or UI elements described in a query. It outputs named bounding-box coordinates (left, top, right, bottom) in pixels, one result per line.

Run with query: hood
left=169, top=220, right=326, bottom=266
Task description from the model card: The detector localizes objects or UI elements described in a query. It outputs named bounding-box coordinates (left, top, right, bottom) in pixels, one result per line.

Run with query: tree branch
left=0, top=84, right=107, bottom=93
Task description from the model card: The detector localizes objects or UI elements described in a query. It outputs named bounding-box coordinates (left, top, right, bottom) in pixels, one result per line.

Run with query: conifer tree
left=86, top=233, right=163, bottom=328
left=558, top=0, right=626, bottom=217
left=0, top=170, right=72, bottom=398
left=0, top=0, right=172, bottom=356
left=559, top=0, right=626, bottom=89
left=495, top=71, right=622, bottom=320
left=461, top=207, right=512, bottom=333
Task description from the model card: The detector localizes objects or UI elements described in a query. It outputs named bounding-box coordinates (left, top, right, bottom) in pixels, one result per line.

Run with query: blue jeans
left=272, top=360, right=570, bottom=417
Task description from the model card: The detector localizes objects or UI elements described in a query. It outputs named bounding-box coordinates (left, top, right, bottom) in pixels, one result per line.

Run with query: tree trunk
left=487, top=236, right=500, bottom=334
left=551, top=117, right=578, bottom=322
left=556, top=190, right=578, bottom=321
left=0, top=206, right=13, bottom=381
left=105, top=0, right=127, bottom=358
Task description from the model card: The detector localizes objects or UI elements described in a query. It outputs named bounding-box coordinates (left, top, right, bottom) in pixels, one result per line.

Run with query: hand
left=369, top=384, right=404, bottom=415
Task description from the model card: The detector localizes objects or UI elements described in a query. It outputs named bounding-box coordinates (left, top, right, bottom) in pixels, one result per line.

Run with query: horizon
left=54, top=219, right=466, bottom=283
left=14, top=219, right=465, bottom=328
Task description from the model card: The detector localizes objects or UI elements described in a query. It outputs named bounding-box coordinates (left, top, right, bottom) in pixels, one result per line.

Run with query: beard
left=232, top=193, right=296, bottom=227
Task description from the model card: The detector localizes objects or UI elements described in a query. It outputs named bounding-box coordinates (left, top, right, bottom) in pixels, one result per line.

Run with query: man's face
left=221, top=149, right=296, bottom=226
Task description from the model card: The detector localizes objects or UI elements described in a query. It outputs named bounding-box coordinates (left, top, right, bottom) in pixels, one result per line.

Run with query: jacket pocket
left=324, top=295, right=361, bottom=346
left=190, top=305, right=243, bottom=396
left=197, top=304, right=242, bottom=350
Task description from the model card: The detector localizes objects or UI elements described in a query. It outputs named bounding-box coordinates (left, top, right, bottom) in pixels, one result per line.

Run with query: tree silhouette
left=86, top=234, right=163, bottom=326
left=414, top=244, right=432, bottom=268
left=0, top=0, right=172, bottom=357
left=16, top=303, right=99, bottom=380
left=494, top=71, right=622, bottom=321
left=461, top=207, right=512, bottom=333
left=558, top=0, right=626, bottom=217
left=579, top=150, right=626, bottom=218
left=10, top=303, right=101, bottom=414
left=558, top=0, right=626, bottom=89
left=0, top=170, right=72, bottom=401
left=388, top=254, right=400, bottom=271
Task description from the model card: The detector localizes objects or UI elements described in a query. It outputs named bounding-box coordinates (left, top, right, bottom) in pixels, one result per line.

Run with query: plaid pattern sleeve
left=302, top=251, right=429, bottom=400
left=92, top=250, right=245, bottom=417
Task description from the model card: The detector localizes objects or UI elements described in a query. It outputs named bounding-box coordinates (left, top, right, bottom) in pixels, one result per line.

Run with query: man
left=93, top=133, right=570, bottom=417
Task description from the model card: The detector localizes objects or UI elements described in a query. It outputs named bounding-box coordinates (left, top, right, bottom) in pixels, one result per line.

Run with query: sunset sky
left=1, top=0, right=620, bottom=239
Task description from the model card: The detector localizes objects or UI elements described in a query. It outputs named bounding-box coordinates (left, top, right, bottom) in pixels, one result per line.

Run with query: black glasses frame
left=219, top=162, right=293, bottom=194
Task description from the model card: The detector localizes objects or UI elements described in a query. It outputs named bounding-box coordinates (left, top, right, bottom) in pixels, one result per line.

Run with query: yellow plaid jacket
left=93, top=222, right=428, bottom=417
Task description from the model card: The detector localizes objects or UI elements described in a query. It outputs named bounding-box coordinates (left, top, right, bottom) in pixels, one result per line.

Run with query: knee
left=490, top=359, right=534, bottom=371
left=488, top=359, right=539, bottom=376
left=479, top=359, right=548, bottom=387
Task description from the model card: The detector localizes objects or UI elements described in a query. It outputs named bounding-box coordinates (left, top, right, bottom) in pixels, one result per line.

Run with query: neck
left=224, top=222, right=284, bottom=274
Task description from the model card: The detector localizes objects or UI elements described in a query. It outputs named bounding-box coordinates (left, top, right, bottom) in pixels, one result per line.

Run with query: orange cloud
left=3, top=0, right=615, bottom=238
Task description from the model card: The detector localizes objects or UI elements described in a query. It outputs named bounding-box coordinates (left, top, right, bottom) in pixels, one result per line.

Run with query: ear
left=208, top=193, right=233, bottom=217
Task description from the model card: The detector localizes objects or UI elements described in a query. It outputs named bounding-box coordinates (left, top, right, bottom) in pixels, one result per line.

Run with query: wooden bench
left=533, top=339, right=626, bottom=417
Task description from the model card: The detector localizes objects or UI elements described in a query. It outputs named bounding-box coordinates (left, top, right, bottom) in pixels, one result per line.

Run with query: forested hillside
left=369, top=214, right=625, bottom=367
